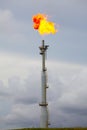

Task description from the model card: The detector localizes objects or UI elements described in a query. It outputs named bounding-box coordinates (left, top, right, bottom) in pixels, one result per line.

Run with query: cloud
left=0, top=9, right=13, bottom=33
left=1, top=0, right=87, bottom=30
left=0, top=52, right=87, bottom=128
left=0, top=0, right=87, bottom=129
left=2, top=104, right=40, bottom=129
left=0, top=9, right=41, bottom=61
left=0, top=9, right=28, bottom=35
left=0, top=3, right=87, bottom=64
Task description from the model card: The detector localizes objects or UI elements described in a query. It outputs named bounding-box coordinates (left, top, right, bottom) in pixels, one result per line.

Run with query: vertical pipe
left=39, top=40, right=49, bottom=128
left=42, top=40, right=45, bottom=71
left=41, top=71, right=46, bottom=103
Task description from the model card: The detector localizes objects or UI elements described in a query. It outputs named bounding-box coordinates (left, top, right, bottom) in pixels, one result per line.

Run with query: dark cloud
left=61, top=106, right=87, bottom=116
left=15, top=97, right=38, bottom=105
left=0, top=62, right=87, bottom=128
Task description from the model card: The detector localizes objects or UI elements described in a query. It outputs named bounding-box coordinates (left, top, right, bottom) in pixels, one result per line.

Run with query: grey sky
left=0, top=0, right=87, bottom=64
left=0, top=0, right=87, bottom=129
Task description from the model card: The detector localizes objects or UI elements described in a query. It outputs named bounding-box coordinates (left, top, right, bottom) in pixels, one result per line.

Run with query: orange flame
left=32, top=13, right=57, bottom=35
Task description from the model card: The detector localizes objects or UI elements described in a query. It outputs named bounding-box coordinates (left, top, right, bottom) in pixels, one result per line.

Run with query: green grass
left=11, top=128, right=87, bottom=130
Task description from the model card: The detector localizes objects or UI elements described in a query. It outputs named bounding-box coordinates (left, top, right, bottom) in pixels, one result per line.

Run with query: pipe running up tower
left=39, top=40, right=49, bottom=128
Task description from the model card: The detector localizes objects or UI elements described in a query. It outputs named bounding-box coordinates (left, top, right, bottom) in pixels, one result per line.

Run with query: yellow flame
left=39, top=19, right=57, bottom=35
left=32, top=13, right=57, bottom=35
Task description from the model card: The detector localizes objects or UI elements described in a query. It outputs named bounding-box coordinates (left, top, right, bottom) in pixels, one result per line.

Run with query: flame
left=32, top=13, right=57, bottom=35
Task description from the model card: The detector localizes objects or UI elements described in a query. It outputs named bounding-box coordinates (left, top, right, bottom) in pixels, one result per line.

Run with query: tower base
left=40, top=106, right=48, bottom=128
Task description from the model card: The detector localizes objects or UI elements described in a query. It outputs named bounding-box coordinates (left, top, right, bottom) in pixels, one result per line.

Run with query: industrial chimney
left=39, top=40, right=49, bottom=128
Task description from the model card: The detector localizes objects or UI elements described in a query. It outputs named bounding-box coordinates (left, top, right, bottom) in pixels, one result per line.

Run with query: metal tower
left=39, top=40, right=49, bottom=128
